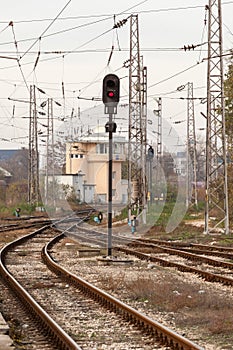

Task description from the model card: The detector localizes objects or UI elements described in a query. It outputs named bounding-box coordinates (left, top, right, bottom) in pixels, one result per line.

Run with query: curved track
left=0, top=217, right=203, bottom=350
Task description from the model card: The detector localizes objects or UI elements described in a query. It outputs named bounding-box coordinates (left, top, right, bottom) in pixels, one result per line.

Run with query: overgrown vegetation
left=0, top=202, right=39, bottom=217
left=98, top=270, right=233, bottom=345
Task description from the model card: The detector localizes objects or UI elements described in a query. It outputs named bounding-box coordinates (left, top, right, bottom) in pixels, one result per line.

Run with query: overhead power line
left=20, top=0, right=72, bottom=60
left=3, top=3, right=233, bottom=25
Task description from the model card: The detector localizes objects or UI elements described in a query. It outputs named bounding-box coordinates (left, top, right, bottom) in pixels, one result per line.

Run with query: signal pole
left=102, top=74, right=120, bottom=256
left=205, top=0, right=229, bottom=234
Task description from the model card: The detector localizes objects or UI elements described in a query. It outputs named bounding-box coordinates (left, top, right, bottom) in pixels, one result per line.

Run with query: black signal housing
left=102, top=74, right=120, bottom=106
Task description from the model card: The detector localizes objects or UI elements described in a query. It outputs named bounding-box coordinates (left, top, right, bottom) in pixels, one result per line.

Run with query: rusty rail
left=44, top=233, right=204, bottom=350
left=0, top=225, right=82, bottom=350
left=116, top=246, right=233, bottom=286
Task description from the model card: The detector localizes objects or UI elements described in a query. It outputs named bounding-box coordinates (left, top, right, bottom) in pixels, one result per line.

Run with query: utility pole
left=187, top=82, right=198, bottom=208
left=128, top=14, right=147, bottom=222
left=205, top=0, right=229, bottom=234
left=28, top=85, right=39, bottom=205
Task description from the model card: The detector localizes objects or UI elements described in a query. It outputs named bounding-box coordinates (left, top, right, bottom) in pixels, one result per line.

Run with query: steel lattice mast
left=128, top=14, right=147, bottom=220
left=156, top=97, right=162, bottom=161
left=187, top=82, right=198, bottom=207
left=28, top=85, right=39, bottom=204
left=141, top=62, right=148, bottom=221
left=154, top=97, right=162, bottom=201
left=45, top=98, right=55, bottom=206
left=205, top=0, right=229, bottom=233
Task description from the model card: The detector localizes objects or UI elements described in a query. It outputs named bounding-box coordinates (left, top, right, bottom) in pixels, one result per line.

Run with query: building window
left=96, top=144, right=108, bottom=154
left=70, top=154, right=85, bottom=159
left=112, top=171, right=116, bottom=180
left=114, top=143, right=122, bottom=154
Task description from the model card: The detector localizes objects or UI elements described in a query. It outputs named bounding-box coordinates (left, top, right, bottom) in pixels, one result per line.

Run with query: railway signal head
left=148, top=146, right=154, bottom=159
left=102, top=74, right=120, bottom=107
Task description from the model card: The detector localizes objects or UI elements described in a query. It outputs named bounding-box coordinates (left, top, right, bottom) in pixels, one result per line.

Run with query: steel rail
left=44, top=233, right=204, bottom=350
left=0, top=219, right=52, bottom=233
left=117, top=246, right=233, bottom=286
left=129, top=240, right=233, bottom=270
left=0, top=224, right=82, bottom=350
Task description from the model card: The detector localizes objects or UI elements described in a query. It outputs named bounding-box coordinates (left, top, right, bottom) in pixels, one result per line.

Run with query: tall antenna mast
left=205, top=0, right=229, bottom=233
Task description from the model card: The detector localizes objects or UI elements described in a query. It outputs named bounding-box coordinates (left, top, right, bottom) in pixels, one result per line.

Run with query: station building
left=61, top=128, right=128, bottom=204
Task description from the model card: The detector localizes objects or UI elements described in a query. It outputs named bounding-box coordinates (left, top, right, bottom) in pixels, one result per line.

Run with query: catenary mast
left=128, top=14, right=147, bottom=222
left=28, top=85, right=39, bottom=205
left=205, top=0, right=229, bottom=234
left=187, top=82, right=198, bottom=207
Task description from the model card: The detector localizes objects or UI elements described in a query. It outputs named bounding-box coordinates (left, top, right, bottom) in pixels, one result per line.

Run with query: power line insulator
left=113, top=18, right=128, bottom=29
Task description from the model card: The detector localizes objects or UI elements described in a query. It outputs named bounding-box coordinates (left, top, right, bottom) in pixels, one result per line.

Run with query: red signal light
left=102, top=74, right=120, bottom=106
left=107, top=91, right=114, bottom=98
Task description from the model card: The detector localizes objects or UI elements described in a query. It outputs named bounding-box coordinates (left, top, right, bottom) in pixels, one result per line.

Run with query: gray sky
left=0, top=0, right=233, bottom=150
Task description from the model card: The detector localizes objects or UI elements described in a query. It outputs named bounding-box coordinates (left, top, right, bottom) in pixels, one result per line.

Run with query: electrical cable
left=33, top=38, right=41, bottom=71
left=197, top=6, right=208, bottom=64
left=148, top=62, right=203, bottom=89
left=0, top=23, right=10, bottom=35
left=1, top=2, right=233, bottom=26
left=1, top=0, right=232, bottom=130
left=20, top=0, right=72, bottom=60
left=10, top=22, right=30, bottom=93
left=0, top=15, right=114, bottom=49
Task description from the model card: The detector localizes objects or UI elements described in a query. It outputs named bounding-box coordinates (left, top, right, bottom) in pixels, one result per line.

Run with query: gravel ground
left=52, top=235, right=233, bottom=350
left=1, top=220, right=233, bottom=349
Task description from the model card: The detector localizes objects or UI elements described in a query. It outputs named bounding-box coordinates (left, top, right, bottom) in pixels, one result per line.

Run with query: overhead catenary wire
left=197, top=5, right=208, bottom=63
left=0, top=2, right=219, bottom=50
left=0, top=0, right=231, bottom=147
left=10, top=21, right=30, bottom=92
left=33, top=38, right=41, bottom=71
left=20, top=0, right=72, bottom=60
left=1, top=2, right=233, bottom=26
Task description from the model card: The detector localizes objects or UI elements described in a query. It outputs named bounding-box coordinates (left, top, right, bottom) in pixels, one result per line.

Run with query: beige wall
left=65, top=141, right=126, bottom=202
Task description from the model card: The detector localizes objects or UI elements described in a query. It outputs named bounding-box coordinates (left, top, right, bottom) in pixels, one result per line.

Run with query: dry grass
left=99, top=271, right=233, bottom=339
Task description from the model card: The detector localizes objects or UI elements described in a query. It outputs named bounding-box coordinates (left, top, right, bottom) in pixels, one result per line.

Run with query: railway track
left=129, top=238, right=233, bottom=284
left=65, top=224, right=233, bottom=286
left=0, top=224, right=80, bottom=350
left=0, top=218, right=203, bottom=350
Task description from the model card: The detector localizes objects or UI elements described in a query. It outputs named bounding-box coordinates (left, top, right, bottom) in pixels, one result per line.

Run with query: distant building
left=0, top=166, right=12, bottom=178
left=0, top=180, right=7, bottom=202
left=0, top=148, right=29, bottom=182
left=175, top=151, right=187, bottom=176
left=63, top=129, right=128, bottom=204
left=0, top=167, right=12, bottom=203
left=0, top=149, right=19, bottom=161
left=0, top=166, right=12, bottom=183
